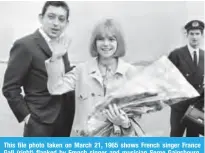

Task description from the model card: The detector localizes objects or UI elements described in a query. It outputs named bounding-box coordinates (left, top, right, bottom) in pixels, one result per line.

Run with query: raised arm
left=45, top=58, right=79, bottom=95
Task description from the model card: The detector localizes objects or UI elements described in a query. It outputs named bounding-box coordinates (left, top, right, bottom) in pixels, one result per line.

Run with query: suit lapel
left=33, top=30, right=72, bottom=73
left=33, top=30, right=52, bottom=58
left=62, top=53, right=71, bottom=73
left=182, top=46, right=196, bottom=72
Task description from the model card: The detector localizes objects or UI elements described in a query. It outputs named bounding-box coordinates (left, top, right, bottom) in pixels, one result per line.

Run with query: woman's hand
left=103, top=104, right=130, bottom=128
left=50, top=36, right=72, bottom=62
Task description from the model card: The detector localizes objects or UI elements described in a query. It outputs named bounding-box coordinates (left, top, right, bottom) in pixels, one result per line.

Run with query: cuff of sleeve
left=45, top=58, right=54, bottom=63
left=121, top=119, right=131, bottom=129
left=14, top=102, right=30, bottom=123
left=45, top=58, right=63, bottom=74
left=45, top=57, right=62, bottom=67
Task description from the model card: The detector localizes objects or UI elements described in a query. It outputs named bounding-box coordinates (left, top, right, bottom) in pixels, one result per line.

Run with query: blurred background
left=0, top=1, right=204, bottom=136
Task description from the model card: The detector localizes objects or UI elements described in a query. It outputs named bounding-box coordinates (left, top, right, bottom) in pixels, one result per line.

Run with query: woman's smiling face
left=96, top=34, right=117, bottom=59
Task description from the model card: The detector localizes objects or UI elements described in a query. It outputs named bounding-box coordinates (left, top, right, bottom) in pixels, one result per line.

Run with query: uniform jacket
left=168, top=45, right=204, bottom=112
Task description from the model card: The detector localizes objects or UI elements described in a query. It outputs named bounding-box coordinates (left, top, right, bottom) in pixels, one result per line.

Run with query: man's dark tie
left=193, top=51, right=197, bottom=66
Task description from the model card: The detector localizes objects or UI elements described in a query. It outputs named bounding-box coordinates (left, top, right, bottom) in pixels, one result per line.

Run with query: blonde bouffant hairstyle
left=89, top=19, right=126, bottom=57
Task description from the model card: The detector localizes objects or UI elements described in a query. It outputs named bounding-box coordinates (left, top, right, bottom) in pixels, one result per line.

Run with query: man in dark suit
left=2, top=1, right=75, bottom=136
left=168, top=20, right=204, bottom=137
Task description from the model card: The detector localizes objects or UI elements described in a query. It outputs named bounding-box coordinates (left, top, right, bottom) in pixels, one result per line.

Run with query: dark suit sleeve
left=168, top=51, right=179, bottom=67
left=2, top=41, right=32, bottom=123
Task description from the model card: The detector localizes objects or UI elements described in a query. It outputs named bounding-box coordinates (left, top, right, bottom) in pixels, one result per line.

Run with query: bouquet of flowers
left=86, top=56, right=200, bottom=136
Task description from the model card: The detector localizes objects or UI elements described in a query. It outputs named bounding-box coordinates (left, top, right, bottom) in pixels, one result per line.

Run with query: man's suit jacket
left=2, top=30, right=75, bottom=124
left=168, top=45, right=204, bottom=112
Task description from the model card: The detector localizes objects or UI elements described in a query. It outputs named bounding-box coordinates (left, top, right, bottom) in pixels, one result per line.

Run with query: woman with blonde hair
left=45, top=18, right=144, bottom=136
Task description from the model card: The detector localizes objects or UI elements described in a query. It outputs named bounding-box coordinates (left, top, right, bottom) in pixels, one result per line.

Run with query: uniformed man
left=168, top=20, right=204, bottom=137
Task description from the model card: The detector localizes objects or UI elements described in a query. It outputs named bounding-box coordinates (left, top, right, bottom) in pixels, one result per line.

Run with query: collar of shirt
left=39, top=28, right=65, bottom=72
left=88, top=58, right=127, bottom=76
left=39, top=28, right=52, bottom=45
left=38, top=28, right=65, bottom=52
left=187, top=44, right=199, bottom=62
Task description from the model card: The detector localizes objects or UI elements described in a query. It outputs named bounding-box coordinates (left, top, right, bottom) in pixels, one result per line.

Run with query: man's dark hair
left=41, top=1, right=70, bottom=20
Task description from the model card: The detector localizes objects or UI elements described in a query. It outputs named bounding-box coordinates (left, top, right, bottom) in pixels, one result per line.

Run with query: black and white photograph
left=0, top=1, right=204, bottom=137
